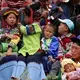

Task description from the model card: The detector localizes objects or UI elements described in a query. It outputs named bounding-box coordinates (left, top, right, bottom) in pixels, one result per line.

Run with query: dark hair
left=46, top=24, right=56, bottom=31
left=33, top=11, right=41, bottom=21
left=23, top=6, right=31, bottom=17
left=3, top=12, right=18, bottom=20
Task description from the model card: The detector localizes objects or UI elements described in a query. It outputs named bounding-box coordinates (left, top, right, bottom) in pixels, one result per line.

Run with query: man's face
left=58, top=23, right=68, bottom=35
left=71, top=43, right=80, bottom=59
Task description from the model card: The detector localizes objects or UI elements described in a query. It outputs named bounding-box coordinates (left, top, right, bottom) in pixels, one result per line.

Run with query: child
left=18, top=7, right=46, bottom=80
left=1, top=8, right=20, bottom=55
left=0, top=8, right=26, bottom=80
left=58, top=19, right=76, bottom=58
left=41, top=24, right=59, bottom=73
left=61, top=58, right=80, bottom=80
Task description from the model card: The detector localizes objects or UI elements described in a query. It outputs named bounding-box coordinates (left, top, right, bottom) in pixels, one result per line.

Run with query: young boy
left=58, top=19, right=75, bottom=58
left=41, top=24, right=59, bottom=73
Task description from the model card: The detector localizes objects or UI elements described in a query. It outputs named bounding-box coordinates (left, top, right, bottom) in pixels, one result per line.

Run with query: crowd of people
left=0, top=0, right=80, bottom=80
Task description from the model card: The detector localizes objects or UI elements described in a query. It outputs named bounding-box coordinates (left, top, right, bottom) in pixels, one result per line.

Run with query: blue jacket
left=41, top=36, right=59, bottom=58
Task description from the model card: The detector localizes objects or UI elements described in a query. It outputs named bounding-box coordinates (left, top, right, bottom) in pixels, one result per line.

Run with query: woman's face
left=71, top=43, right=80, bottom=60
left=5, top=13, right=17, bottom=26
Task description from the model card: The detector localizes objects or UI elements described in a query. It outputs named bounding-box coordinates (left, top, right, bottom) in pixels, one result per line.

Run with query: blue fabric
left=27, top=62, right=46, bottom=80
left=47, top=36, right=59, bottom=58
left=26, top=25, right=35, bottom=35
left=61, top=3, right=70, bottom=19
left=40, top=18, right=46, bottom=26
left=42, top=36, right=59, bottom=73
left=11, top=61, right=26, bottom=78
left=42, top=56, right=53, bottom=73
left=0, top=61, right=17, bottom=80
left=49, top=4, right=66, bottom=19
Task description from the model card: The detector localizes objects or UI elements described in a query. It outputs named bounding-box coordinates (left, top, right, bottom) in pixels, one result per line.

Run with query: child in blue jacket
left=41, top=24, right=59, bottom=73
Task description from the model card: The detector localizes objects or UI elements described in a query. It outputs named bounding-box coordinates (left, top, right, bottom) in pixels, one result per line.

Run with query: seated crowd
left=0, top=0, right=80, bottom=80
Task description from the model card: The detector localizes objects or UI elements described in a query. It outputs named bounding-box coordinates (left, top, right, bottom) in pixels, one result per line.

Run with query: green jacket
left=18, top=23, right=42, bottom=56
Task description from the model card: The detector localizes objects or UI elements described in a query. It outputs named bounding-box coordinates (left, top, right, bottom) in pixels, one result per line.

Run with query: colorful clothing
left=0, top=27, right=20, bottom=52
left=19, top=23, right=42, bottom=56
left=19, top=22, right=46, bottom=80
left=27, top=62, right=46, bottom=80
left=58, top=33, right=75, bottom=54
left=41, top=36, right=59, bottom=58
left=41, top=36, right=59, bottom=72
left=62, top=68, right=80, bottom=80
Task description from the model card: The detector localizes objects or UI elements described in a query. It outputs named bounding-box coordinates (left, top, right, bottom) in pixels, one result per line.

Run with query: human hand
left=5, top=47, right=12, bottom=56
left=48, top=56, right=55, bottom=62
left=5, top=33, right=13, bottom=39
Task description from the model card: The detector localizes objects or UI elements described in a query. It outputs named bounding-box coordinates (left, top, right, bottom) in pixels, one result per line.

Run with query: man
left=71, top=35, right=80, bottom=63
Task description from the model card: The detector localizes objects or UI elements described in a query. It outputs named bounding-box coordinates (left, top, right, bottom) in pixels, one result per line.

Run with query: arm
left=20, top=23, right=42, bottom=35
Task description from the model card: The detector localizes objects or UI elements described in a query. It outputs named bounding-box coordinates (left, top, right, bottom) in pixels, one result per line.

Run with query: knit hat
left=61, top=58, right=76, bottom=72
left=71, top=35, right=80, bottom=46
left=3, top=8, right=19, bottom=16
left=59, top=19, right=74, bottom=31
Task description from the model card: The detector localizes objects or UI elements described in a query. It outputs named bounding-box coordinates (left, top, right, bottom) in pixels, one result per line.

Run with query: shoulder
left=51, top=36, right=59, bottom=42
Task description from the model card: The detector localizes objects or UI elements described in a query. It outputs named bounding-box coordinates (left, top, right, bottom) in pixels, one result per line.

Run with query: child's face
left=64, top=63, right=76, bottom=73
left=5, top=13, right=17, bottom=26
left=24, top=16, right=30, bottom=25
left=58, top=23, right=68, bottom=35
left=44, top=25, right=54, bottom=39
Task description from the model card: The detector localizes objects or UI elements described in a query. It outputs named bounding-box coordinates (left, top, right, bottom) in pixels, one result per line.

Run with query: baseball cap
left=59, top=19, right=74, bottom=31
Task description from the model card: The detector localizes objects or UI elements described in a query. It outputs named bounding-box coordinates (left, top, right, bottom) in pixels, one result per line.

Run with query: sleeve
left=47, top=37, right=59, bottom=58
left=20, top=23, right=42, bottom=35
left=10, top=35, right=20, bottom=45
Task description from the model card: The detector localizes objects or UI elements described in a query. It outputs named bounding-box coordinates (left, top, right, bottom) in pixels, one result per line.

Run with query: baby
left=61, top=58, right=80, bottom=80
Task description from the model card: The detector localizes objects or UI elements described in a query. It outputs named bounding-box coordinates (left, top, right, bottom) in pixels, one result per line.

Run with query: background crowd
left=0, top=0, right=80, bottom=80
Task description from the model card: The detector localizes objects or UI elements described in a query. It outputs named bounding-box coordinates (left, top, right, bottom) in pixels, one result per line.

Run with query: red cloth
left=1, top=0, right=30, bottom=9
left=1, top=0, right=8, bottom=10
left=62, top=37, right=72, bottom=49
